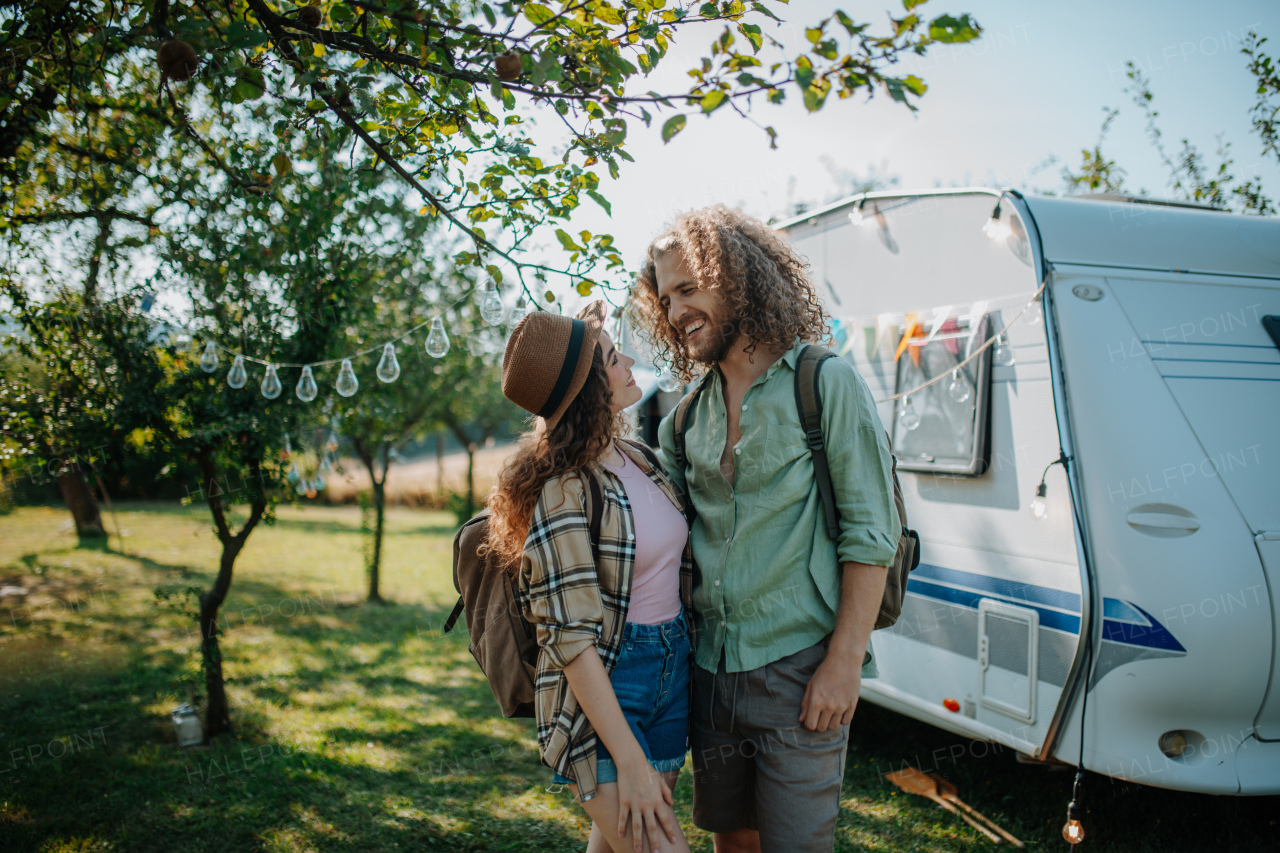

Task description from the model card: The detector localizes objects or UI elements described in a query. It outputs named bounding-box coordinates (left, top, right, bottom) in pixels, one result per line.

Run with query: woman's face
left=600, top=331, right=641, bottom=414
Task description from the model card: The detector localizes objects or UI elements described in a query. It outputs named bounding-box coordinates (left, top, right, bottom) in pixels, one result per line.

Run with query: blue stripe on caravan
left=912, top=563, right=1082, bottom=613
left=906, top=578, right=1083, bottom=635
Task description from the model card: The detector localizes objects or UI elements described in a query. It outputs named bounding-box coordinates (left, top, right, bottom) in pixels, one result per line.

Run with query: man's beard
left=686, top=305, right=739, bottom=366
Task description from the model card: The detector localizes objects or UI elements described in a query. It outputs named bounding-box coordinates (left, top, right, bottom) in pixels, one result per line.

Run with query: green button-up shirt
left=657, top=342, right=900, bottom=674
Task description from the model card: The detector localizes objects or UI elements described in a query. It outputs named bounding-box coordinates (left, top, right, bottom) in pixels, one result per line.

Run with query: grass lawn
left=0, top=503, right=1275, bottom=852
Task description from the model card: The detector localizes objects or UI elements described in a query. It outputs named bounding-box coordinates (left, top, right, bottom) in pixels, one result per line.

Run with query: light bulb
left=425, top=317, right=450, bottom=358
left=994, top=334, right=1016, bottom=367
left=227, top=355, right=248, bottom=389
left=287, top=462, right=301, bottom=485
left=983, top=205, right=1010, bottom=241
left=376, top=343, right=400, bottom=383
left=948, top=369, right=971, bottom=403
left=1062, top=819, right=1084, bottom=845
left=295, top=480, right=310, bottom=495
left=480, top=282, right=504, bottom=325
left=296, top=365, right=318, bottom=402
left=310, top=475, right=327, bottom=492
left=899, top=395, right=921, bottom=431
left=320, top=454, right=332, bottom=472
left=848, top=206, right=864, bottom=226
left=335, top=359, right=359, bottom=397
left=1031, top=482, right=1048, bottom=520
left=199, top=341, right=219, bottom=373
left=325, top=430, right=339, bottom=453
left=658, top=369, right=684, bottom=393
left=261, top=364, right=283, bottom=399
left=1024, top=298, right=1043, bottom=326
left=510, top=297, right=529, bottom=327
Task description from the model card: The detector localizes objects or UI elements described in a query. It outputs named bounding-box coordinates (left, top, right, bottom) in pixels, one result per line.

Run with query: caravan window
left=891, top=315, right=992, bottom=475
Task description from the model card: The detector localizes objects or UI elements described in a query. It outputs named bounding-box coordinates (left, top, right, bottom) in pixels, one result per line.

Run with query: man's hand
left=799, top=651, right=861, bottom=731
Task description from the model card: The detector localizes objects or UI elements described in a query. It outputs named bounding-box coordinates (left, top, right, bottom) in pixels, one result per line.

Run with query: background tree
left=433, top=311, right=514, bottom=519
left=0, top=50, right=178, bottom=533
left=328, top=254, right=479, bottom=603
left=1062, top=31, right=1276, bottom=212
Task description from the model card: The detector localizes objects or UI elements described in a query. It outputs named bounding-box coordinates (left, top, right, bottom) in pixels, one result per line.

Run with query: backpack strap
left=443, top=598, right=465, bottom=632
left=795, top=345, right=841, bottom=541
left=619, top=438, right=663, bottom=474
left=670, top=372, right=715, bottom=524
left=582, top=469, right=604, bottom=545
left=443, top=472, right=605, bottom=635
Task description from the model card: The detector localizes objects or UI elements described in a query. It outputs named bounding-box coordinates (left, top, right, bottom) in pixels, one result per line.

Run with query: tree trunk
left=57, top=467, right=106, bottom=540
left=368, top=477, right=386, bottom=603
left=194, top=451, right=266, bottom=740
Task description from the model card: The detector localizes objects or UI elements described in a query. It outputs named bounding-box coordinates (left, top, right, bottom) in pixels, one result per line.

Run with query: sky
left=521, top=0, right=1280, bottom=305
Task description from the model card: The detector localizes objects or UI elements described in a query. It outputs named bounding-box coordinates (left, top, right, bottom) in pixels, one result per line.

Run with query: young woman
left=485, top=300, right=694, bottom=853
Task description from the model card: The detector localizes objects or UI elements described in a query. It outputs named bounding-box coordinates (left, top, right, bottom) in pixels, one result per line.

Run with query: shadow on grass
left=0, top=573, right=583, bottom=853
left=842, top=701, right=1280, bottom=852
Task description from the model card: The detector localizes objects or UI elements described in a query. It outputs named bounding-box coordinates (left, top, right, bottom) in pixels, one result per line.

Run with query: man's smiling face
left=654, top=250, right=737, bottom=365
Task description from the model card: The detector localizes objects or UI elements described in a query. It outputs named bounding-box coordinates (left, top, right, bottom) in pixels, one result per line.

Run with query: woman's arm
left=563, top=644, right=679, bottom=851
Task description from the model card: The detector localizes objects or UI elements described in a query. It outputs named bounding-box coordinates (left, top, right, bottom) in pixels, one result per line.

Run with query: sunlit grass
left=1, top=503, right=1276, bottom=852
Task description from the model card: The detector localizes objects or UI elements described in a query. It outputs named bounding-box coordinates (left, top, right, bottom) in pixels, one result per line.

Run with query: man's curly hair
left=629, top=205, right=831, bottom=381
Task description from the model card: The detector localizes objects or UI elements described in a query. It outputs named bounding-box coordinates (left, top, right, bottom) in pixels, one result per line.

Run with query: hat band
left=538, top=318, right=587, bottom=419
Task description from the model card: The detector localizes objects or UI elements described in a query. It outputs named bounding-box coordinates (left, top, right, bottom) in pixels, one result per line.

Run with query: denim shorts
left=554, top=612, right=691, bottom=785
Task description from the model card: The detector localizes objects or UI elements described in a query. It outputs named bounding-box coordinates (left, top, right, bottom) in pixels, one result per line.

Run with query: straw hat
left=502, top=300, right=608, bottom=430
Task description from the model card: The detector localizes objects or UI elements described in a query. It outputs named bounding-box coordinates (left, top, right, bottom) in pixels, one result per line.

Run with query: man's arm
left=799, top=560, right=888, bottom=731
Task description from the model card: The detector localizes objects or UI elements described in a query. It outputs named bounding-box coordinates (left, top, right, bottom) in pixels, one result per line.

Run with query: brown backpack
left=443, top=472, right=604, bottom=718
left=671, top=345, right=920, bottom=630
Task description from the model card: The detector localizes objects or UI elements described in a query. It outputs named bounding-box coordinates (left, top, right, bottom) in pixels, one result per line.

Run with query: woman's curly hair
left=482, top=345, right=626, bottom=573
left=629, top=205, right=831, bottom=381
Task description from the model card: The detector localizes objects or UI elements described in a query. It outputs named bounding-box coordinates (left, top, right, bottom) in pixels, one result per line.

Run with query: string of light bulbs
left=184, top=280, right=527, bottom=402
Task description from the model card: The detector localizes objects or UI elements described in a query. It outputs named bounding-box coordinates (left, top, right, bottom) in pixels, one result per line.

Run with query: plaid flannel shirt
left=517, top=440, right=695, bottom=802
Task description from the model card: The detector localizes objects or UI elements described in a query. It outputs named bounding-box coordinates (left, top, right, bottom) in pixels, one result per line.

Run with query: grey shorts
left=690, top=641, right=849, bottom=853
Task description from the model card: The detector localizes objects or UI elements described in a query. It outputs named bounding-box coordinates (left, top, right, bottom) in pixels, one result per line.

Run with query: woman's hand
left=614, top=752, right=678, bottom=852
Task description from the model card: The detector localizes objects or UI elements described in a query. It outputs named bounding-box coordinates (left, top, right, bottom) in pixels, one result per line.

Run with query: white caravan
left=778, top=189, right=1280, bottom=795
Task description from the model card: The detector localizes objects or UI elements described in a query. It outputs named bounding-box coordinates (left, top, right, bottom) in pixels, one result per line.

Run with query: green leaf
left=576, top=279, right=596, bottom=296
left=594, top=5, right=623, bottom=25
left=699, top=2, right=719, bottom=17
left=813, top=39, right=838, bottom=60
left=902, top=74, right=927, bottom=96
left=544, top=290, right=556, bottom=303
left=482, top=4, right=497, bottom=26
left=661, top=113, right=686, bottom=142
left=235, top=67, right=266, bottom=101
left=524, top=3, right=556, bottom=26
left=802, top=85, right=827, bottom=112
left=883, top=78, right=917, bottom=107
left=739, top=22, right=762, bottom=52
left=750, top=2, right=783, bottom=22
left=832, top=9, right=859, bottom=35
left=805, top=26, right=824, bottom=44
left=903, top=0, right=928, bottom=9
left=928, top=13, right=981, bottom=43
left=588, top=190, right=612, bottom=216
left=271, top=152, right=293, bottom=176
left=794, top=64, right=815, bottom=91
left=700, top=90, right=726, bottom=113
left=555, top=229, right=579, bottom=251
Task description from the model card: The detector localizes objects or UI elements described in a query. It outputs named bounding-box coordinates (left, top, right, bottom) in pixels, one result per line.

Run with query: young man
left=630, top=206, right=901, bottom=853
